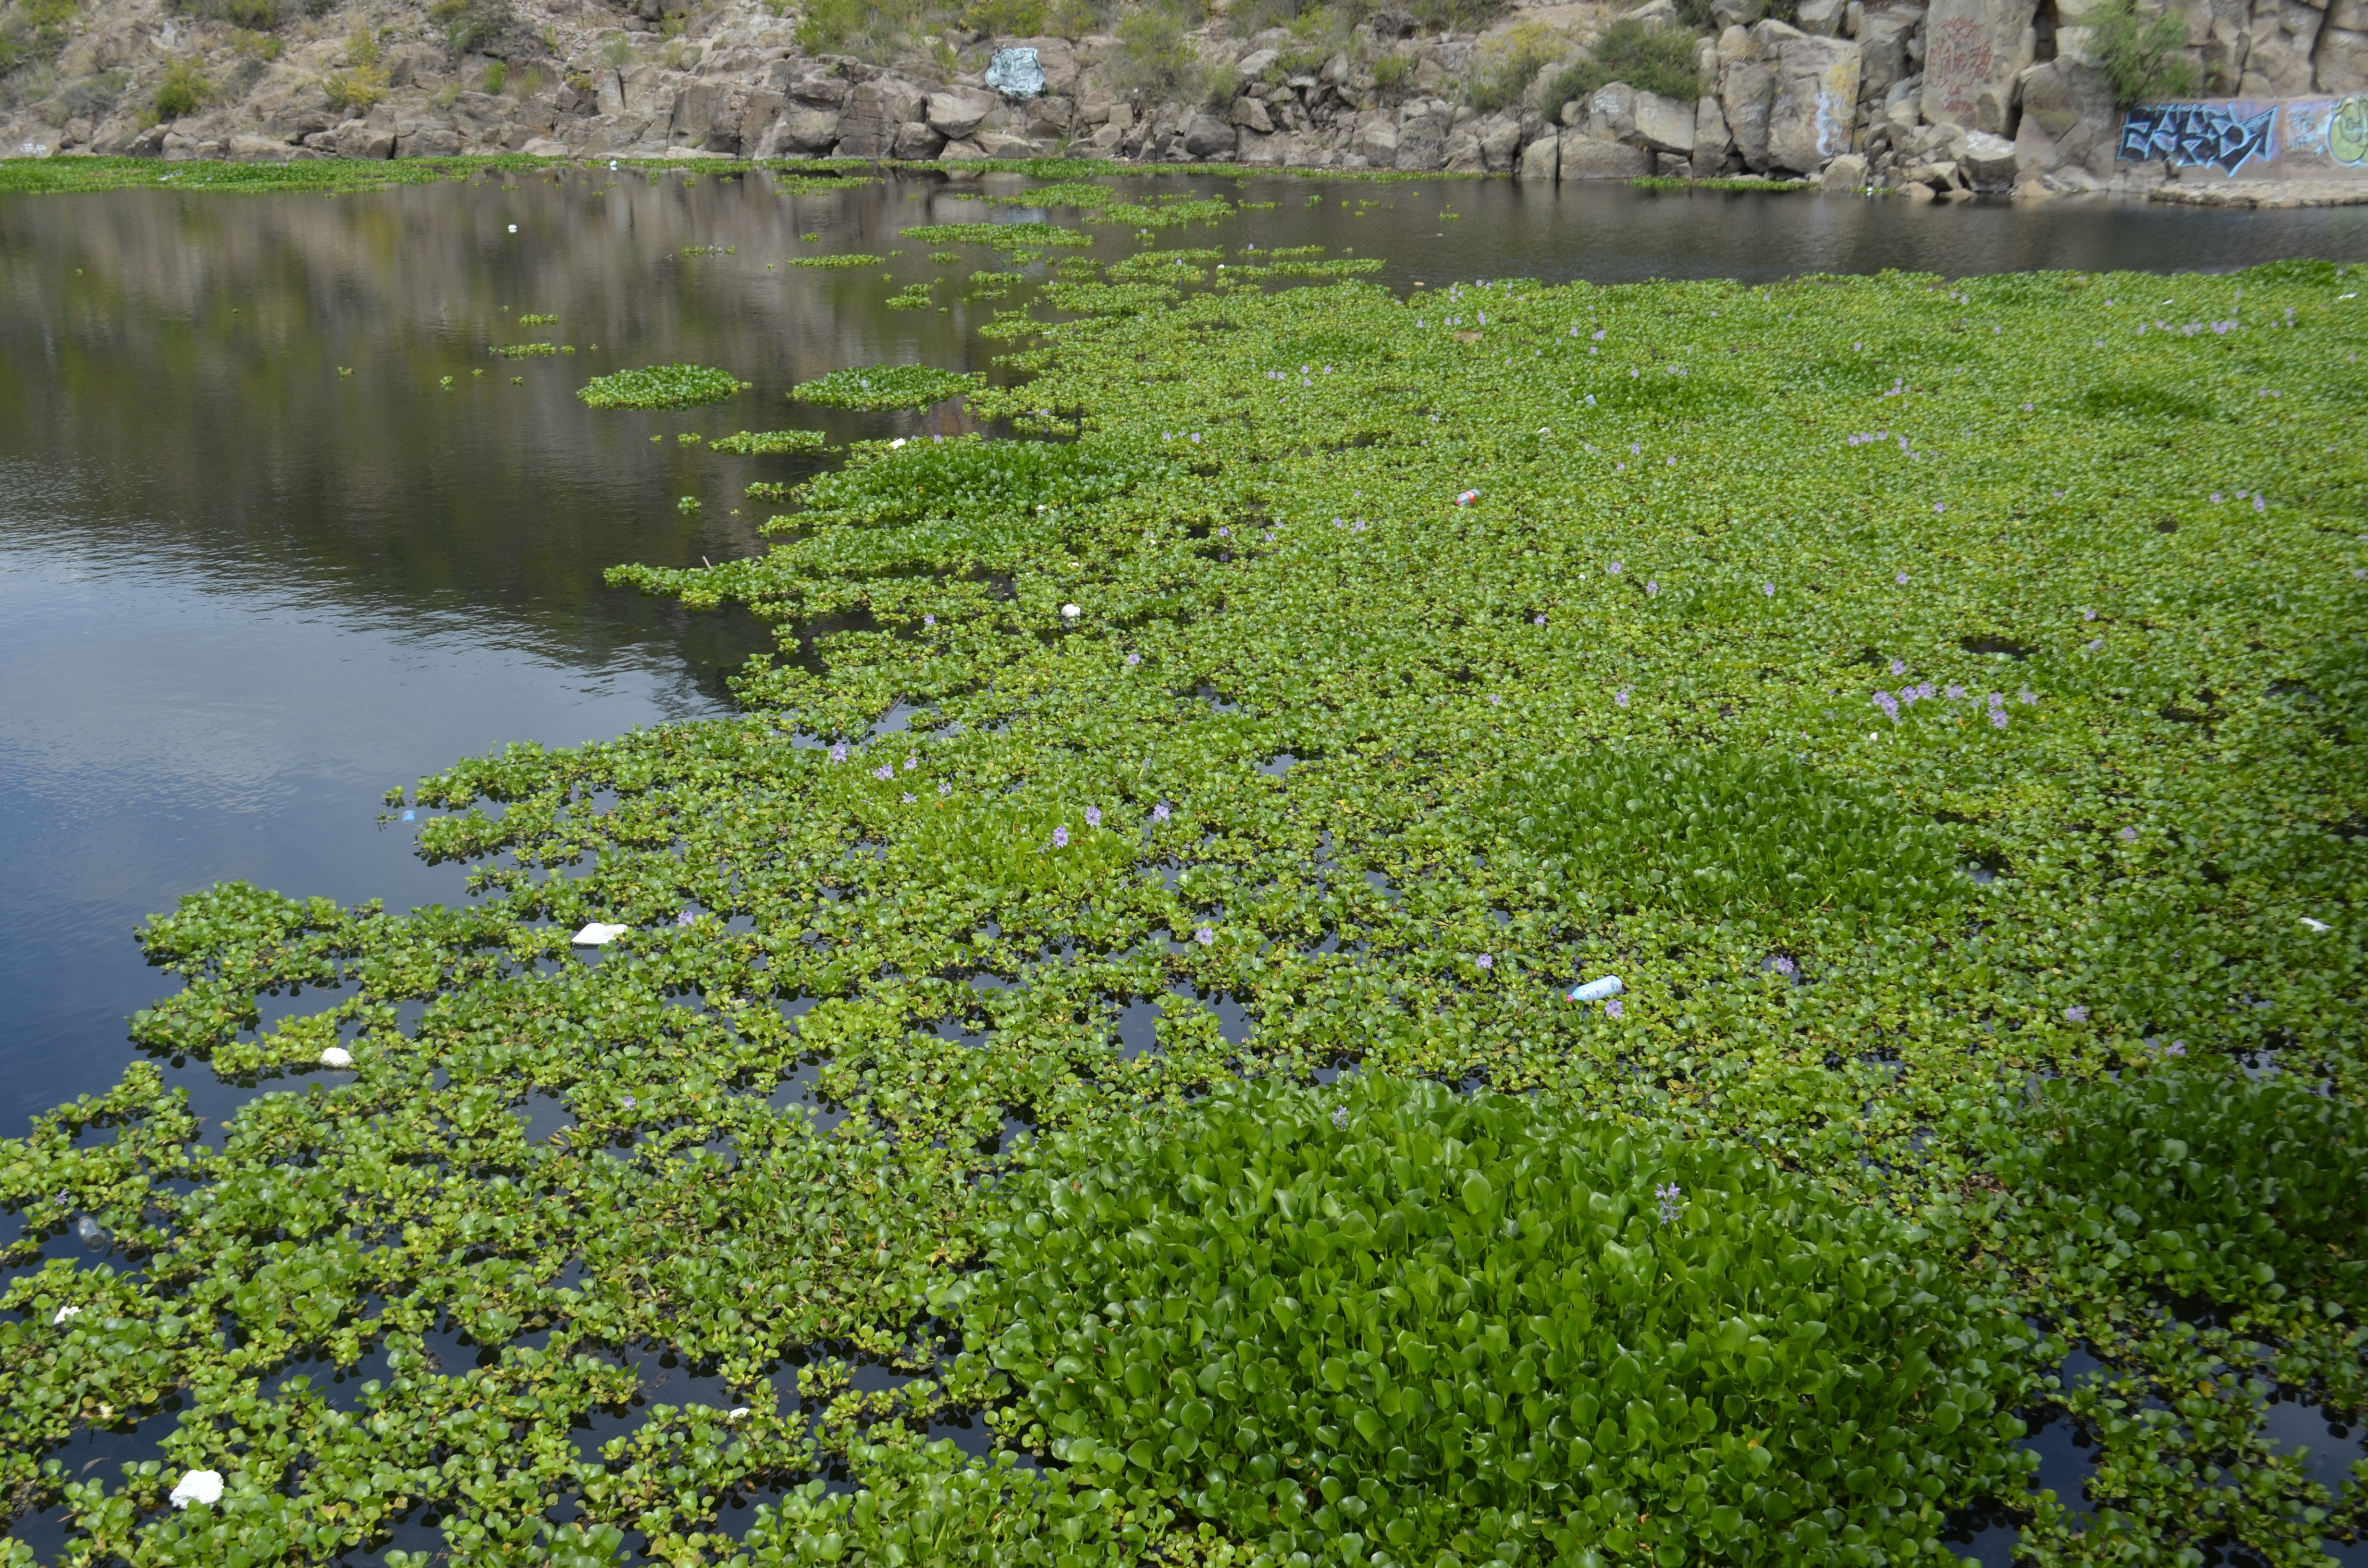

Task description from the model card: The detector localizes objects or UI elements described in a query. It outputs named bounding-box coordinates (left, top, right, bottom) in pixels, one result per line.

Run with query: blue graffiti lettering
left=2119, top=103, right=2280, bottom=173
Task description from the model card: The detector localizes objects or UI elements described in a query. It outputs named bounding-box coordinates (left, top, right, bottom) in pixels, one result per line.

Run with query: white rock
left=170, top=1470, right=225, bottom=1509
left=52, top=1305, right=82, bottom=1325
left=319, top=1046, right=354, bottom=1068
left=571, top=923, right=629, bottom=946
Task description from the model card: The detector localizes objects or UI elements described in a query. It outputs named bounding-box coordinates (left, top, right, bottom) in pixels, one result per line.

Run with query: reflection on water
left=2, top=168, right=2365, bottom=1135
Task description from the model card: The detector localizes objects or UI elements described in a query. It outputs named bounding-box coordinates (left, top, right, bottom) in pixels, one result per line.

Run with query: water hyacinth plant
left=951, top=1076, right=2040, bottom=1568
left=575, top=362, right=751, bottom=409
left=708, top=429, right=828, bottom=455
left=789, top=365, right=986, bottom=411
left=3, top=250, right=2365, bottom=1567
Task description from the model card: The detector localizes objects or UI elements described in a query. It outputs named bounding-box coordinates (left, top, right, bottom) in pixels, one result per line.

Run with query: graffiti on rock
left=2119, top=102, right=2280, bottom=172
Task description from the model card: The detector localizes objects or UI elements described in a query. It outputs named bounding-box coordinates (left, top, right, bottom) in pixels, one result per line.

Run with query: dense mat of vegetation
left=578, top=363, right=752, bottom=410
left=2, top=245, right=2365, bottom=1568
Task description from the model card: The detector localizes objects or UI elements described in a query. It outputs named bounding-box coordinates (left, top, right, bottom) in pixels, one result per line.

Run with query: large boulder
left=892, top=120, right=945, bottom=158
left=1229, top=95, right=1273, bottom=133
left=1559, top=128, right=1654, bottom=176
left=2240, top=0, right=2324, bottom=93
left=1587, top=81, right=1639, bottom=141
left=1631, top=88, right=1697, bottom=153
left=1691, top=92, right=1733, bottom=173
left=1921, top=0, right=2039, bottom=134
left=1518, top=129, right=1561, bottom=178
left=1350, top=107, right=1399, bottom=163
left=1479, top=110, right=1524, bottom=169
left=2321, top=3, right=2368, bottom=92
left=927, top=89, right=996, bottom=138
left=1855, top=6, right=1925, bottom=99
left=1767, top=32, right=1860, bottom=172
left=766, top=106, right=842, bottom=153
left=1179, top=111, right=1234, bottom=157
left=2012, top=56, right=2117, bottom=175
left=1955, top=126, right=2018, bottom=182
left=1718, top=57, right=1776, bottom=169
left=833, top=77, right=925, bottom=157
left=1396, top=99, right=1451, bottom=168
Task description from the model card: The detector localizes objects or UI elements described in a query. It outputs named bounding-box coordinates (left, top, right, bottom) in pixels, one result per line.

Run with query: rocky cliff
left=4, top=0, right=2364, bottom=197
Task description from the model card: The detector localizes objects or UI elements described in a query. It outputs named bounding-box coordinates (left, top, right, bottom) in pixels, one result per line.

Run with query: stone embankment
left=5, top=0, right=2365, bottom=199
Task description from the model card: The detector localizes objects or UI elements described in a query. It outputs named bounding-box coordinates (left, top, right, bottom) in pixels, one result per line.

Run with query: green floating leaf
left=790, top=365, right=985, bottom=412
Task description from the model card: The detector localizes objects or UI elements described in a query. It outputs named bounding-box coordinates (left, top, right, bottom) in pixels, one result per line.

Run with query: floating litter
left=402, top=809, right=415, bottom=821
left=1061, top=603, right=1082, bottom=619
left=727, top=1407, right=752, bottom=1419
left=52, top=1305, right=81, bottom=1325
left=1455, top=489, right=1480, bottom=506
left=2300, top=917, right=2331, bottom=932
left=320, top=1046, right=354, bottom=1068
left=170, top=1470, right=224, bottom=1509
left=572, top=923, right=629, bottom=945
left=1569, top=975, right=1625, bottom=1003
left=75, top=1215, right=106, bottom=1249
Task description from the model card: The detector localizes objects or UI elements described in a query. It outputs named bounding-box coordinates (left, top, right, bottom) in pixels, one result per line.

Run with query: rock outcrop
left=5, top=0, right=2351, bottom=201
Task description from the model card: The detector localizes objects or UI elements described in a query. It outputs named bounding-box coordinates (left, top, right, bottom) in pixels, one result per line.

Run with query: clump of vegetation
left=1465, top=19, right=1573, bottom=111
left=1495, top=749, right=1966, bottom=919
left=1107, top=4, right=1222, bottom=105
left=429, top=0, right=514, bottom=53
left=493, top=342, right=560, bottom=357
left=576, top=363, right=750, bottom=409
left=790, top=365, right=984, bottom=410
left=322, top=56, right=389, bottom=113
left=2083, top=0, right=2200, bottom=108
left=709, top=429, right=828, bottom=454
left=148, top=55, right=210, bottom=121
left=782, top=251, right=885, bottom=268
left=900, top=220, right=1093, bottom=250
left=957, top=1076, right=2042, bottom=1567
left=1977, top=1070, right=2367, bottom=1308
left=1540, top=16, right=1703, bottom=110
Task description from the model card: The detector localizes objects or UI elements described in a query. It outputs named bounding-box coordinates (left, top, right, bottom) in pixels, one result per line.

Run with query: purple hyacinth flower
left=1534, top=614, right=1547, bottom=625
left=874, top=764, right=894, bottom=781
left=1607, top=561, right=1622, bottom=575
left=621, top=1095, right=636, bottom=1109
left=1127, top=652, right=1142, bottom=666
left=924, top=614, right=937, bottom=627
left=1935, top=502, right=1946, bottom=514
left=2162, top=1041, right=2187, bottom=1057
left=828, top=743, right=849, bottom=764
left=1763, top=584, right=1776, bottom=596
left=1902, top=686, right=1921, bottom=707
left=1645, top=580, right=1659, bottom=596
left=906, top=756, right=919, bottom=770
left=1772, top=955, right=1797, bottom=976
left=1332, top=1106, right=1350, bottom=1129
left=1605, top=998, right=1624, bottom=1019
left=1476, top=953, right=1493, bottom=970
left=1655, top=1183, right=1682, bottom=1224
left=1891, top=660, right=1908, bottom=677
left=677, top=910, right=695, bottom=927
left=1490, top=694, right=1502, bottom=706
left=1896, top=571, right=1910, bottom=586
left=1196, top=926, right=1214, bottom=945
left=1945, top=684, right=1966, bottom=701
left=2118, top=826, right=2138, bottom=842
left=902, top=792, right=915, bottom=804
left=1615, top=689, right=1630, bottom=708
left=1153, top=803, right=1170, bottom=822
left=1085, top=806, right=1101, bottom=829
left=1218, top=527, right=1231, bottom=538
left=2254, top=496, right=2266, bottom=512
left=1051, top=827, right=1069, bottom=848
left=2065, top=1005, right=2088, bottom=1024
left=2019, top=689, right=2036, bottom=704
left=938, top=780, right=952, bottom=797
left=1988, top=692, right=2005, bottom=709
left=1989, top=709, right=2008, bottom=729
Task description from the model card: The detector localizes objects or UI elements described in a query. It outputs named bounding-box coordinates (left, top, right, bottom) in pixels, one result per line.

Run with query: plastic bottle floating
left=1568, top=975, right=1624, bottom=1003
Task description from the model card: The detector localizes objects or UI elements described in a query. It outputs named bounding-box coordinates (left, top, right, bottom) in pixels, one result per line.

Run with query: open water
left=3, top=166, right=2367, bottom=1561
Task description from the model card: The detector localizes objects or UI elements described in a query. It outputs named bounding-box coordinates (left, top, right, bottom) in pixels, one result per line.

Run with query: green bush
left=2082, top=0, right=2199, bottom=110
left=1464, top=20, right=1571, bottom=111
left=790, top=365, right=986, bottom=410
left=962, top=0, right=1046, bottom=35
left=956, top=1076, right=2040, bottom=1568
left=1541, top=17, right=1703, bottom=110
left=1493, top=749, right=1966, bottom=920
left=795, top=0, right=864, bottom=50
left=429, top=0, right=514, bottom=53
left=149, top=55, right=209, bottom=120
left=1108, top=5, right=1207, bottom=103
left=575, top=363, right=751, bottom=409
left=1979, top=1070, right=2368, bottom=1308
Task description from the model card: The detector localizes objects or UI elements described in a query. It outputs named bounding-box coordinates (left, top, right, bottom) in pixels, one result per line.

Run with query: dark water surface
left=3, top=167, right=2368, bottom=1136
